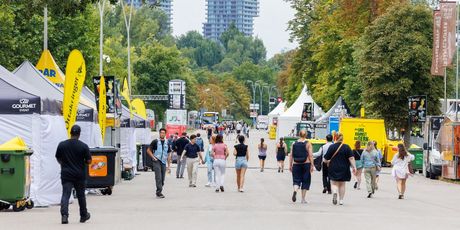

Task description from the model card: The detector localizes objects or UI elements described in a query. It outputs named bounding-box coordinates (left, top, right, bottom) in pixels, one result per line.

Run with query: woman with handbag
left=362, top=141, right=381, bottom=198
left=352, top=141, right=364, bottom=190
left=323, top=133, right=356, bottom=205
left=391, top=144, right=415, bottom=199
left=276, top=138, right=287, bottom=173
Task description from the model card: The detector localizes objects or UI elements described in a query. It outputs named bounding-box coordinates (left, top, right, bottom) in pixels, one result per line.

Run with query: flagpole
left=445, top=66, right=448, bottom=114
left=121, top=0, right=134, bottom=95
left=456, top=0, right=459, bottom=121
left=98, top=0, right=106, bottom=76
left=44, top=6, right=47, bottom=51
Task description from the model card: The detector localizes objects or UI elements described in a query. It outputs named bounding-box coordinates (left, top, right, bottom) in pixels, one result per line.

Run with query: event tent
left=14, top=61, right=103, bottom=148
left=276, top=85, right=324, bottom=139
left=0, top=64, right=66, bottom=207
left=120, top=105, right=138, bottom=173
left=268, top=101, right=286, bottom=126
left=315, top=96, right=351, bottom=123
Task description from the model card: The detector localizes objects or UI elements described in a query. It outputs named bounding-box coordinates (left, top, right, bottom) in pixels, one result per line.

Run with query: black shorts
left=258, top=155, right=267, bottom=160
left=292, top=163, right=312, bottom=190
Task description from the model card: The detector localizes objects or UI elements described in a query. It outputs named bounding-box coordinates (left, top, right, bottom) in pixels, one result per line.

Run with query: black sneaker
left=328, top=190, right=332, bottom=194
left=398, top=195, right=404, bottom=199
left=61, top=215, right=69, bottom=224
left=367, top=193, right=372, bottom=198
left=353, top=182, right=358, bottom=189
left=220, top=186, right=224, bottom=192
left=292, top=191, right=297, bottom=202
left=332, top=193, right=338, bottom=205
left=215, top=188, right=220, bottom=193
left=80, top=212, right=91, bottom=223
left=156, top=193, right=165, bottom=199
left=322, top=188, right=327, bottom=194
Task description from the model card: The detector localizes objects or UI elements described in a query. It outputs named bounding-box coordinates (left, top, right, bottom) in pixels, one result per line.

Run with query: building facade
left=203, top=0, right=259, bottom=41
left=125, top=0, right=173, bottom=27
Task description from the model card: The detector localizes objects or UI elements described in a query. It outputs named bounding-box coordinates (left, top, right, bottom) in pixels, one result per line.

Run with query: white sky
left=172, top=0, right=298, bottom=58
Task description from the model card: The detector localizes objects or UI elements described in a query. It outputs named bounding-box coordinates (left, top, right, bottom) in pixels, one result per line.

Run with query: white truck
left=256, top=115, right=269, bottom=130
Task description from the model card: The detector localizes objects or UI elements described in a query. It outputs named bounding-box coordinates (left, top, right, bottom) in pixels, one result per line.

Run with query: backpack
left=196, top=137, right=204, bottom=151
left=292, top=141, right=308, bottom=163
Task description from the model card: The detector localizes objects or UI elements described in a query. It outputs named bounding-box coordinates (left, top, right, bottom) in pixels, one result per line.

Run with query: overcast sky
left=172, top=0, right=298, bottom=58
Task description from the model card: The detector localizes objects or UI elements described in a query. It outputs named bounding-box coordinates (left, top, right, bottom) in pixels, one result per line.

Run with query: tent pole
left=445, top=67, right=448, bottom=115
left=98, top=0, right=106, bottom=76
left=44, top=6, right=48, bottom=51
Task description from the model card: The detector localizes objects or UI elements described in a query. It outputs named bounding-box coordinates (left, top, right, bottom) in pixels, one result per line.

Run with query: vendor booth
left=0, top=65, right=66, bottom=207
left=314, top=96, right=351, bottom=139
left=277, top=85, right=324, bottom=139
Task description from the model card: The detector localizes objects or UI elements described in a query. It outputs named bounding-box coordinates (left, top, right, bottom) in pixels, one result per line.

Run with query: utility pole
left=121, top=0, right=134, bottom=94
left=98, top=0, right=107, bottom=76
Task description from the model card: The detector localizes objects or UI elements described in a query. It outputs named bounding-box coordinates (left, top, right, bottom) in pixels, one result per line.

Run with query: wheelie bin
left=141, top=144, right=153, bottom=171
left=86, top=147, right=118, bottom=195
left=284, top=136, right=298, bottom=154
left=0, top=137, right=34, bottom=212
left=409, top=144, right=423, bottom=174
left=309, top=139, right=327, bottom=153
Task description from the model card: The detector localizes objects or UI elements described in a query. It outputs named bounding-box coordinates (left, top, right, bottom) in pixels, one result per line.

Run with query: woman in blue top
left=204, top=135, right=216, bottom=187
left=234, top=135, right=249, bottom=192
left=362, top=141, right=381, bottom=198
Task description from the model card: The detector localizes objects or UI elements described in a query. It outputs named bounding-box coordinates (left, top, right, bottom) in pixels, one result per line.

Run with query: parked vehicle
left=423, top=116, right=444, bottom=179
left=256, top=115, right=269, bottom=130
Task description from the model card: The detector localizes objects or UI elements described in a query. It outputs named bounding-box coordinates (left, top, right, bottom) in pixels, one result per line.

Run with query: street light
left=255, top=82, right=265, bottom=115
left=246, top=80, right=257, bottom=125
left=266, top=86, right=277, bottom=113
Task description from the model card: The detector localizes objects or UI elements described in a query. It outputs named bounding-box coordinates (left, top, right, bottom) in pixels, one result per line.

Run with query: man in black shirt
left=173, top=132, right=189, bottom=178
left=146, top=128, right=171, bottom=198
left=55, top=125, right=92, bottom=224
left=181, top=135, right=204, bottom=187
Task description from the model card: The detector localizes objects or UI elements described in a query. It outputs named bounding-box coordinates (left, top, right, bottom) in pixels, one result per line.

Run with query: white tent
left=14, top=61, right=103, bottom=148
left=268, top=101, right=286, bottom=126
left=0, top=64, right=67, bottom=207
left=277, top=85, right=324, bottom=138
left=120, top=105, right=137, bottom=173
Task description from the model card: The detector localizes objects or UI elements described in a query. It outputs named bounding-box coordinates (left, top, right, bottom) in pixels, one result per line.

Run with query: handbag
left=313, top=146, right=323, bottom=171
left=327, top=143, right=343, bottom=167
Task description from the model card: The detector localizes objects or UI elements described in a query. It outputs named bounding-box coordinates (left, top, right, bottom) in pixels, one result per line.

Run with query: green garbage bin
left=309, top=139, right=327, bottom=153
left=284, top=136, right=298, bottom=154
left=0, top=137, right=34, bottom=212
left=409, top=144, right=423, bottom=173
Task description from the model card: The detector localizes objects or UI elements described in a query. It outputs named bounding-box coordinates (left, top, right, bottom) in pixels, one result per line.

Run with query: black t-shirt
left=353, top=149, right=363, bottom=160
left=174, top=137, right=190, bottom=156
left=184, top=143, right=201, bottom=158
left=150, top=139, right=172, bottom=153
left=207, top=128, right=213, bottom=136
left=55, top=139, right=91, bottom=181
left=234, top=144, right=248, bottom=157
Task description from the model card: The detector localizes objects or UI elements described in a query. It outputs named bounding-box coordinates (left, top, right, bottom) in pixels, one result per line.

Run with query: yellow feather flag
left=36, top=49, right=66, bottom=88
left=121, top=78, right=133, bottom=118
left=63, top=50, right=86, bottom=136
left=132, top=98, right=147, bottom=119
left=99, top=76, right=107, bottom=141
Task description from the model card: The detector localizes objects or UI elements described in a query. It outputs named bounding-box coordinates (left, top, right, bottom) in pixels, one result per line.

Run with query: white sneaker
left=205, top=183, right=211, bottom=187
left=339, top=200, right=344, bottom=205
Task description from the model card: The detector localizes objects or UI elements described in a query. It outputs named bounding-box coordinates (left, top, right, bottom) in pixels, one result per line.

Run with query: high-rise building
left=203, top=0, right=259, bottom=41
left=125, top=0, right=173, bottom=27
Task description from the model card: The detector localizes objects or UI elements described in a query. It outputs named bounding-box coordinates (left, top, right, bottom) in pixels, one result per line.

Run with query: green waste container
left=284, top=136, right=298, bottom=154
left=409, top=144, right=423, bottom=173
left=0, top=137, right=34, bottom=212
left=309, top=139, right=327, bottom=153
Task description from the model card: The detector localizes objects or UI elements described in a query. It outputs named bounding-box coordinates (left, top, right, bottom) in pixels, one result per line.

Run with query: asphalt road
left=1, top=129, right=460, bottom=230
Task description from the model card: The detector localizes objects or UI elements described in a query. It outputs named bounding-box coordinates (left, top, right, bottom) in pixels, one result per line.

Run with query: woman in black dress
left=276, top=138, right=287, bottom=173
left=324, top=133, right=357, bottom=205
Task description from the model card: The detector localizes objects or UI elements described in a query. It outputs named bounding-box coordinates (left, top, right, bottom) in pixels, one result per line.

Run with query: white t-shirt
left=236, top=123, right=242, bottom=131
left=391, top=153, right=415, bottom=179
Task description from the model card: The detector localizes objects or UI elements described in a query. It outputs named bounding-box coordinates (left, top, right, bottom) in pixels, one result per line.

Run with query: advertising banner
left=132, top=98, right=147, bottom=119
left=301, top=103, right=313, bottom=121
left=0, top=98, right=40, bottom=114
left=454, top=125, right=460, bottom=156
left=166, top=109, right=187, bottom=137
left=121, top=78, right=132, bottom=118
left=63, top=50, right=86, bottom=136
left=408, top=95, right=427, bottom=123
left=440, top=1, right=457, bottom=67
left=99, top=76, right=107, bottom=141
left=36, top=49, right=66, bottom=88
left=329, top=116, right=340, bottom=134
left=431, top=10, right=444, bottom=76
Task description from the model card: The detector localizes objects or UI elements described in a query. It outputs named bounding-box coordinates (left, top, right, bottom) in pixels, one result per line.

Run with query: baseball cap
left=70, top=125, right=81, bottom=135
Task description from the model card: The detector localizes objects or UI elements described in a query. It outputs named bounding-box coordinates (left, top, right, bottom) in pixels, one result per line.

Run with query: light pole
left=246, top=80, right=257, bottom=125
left=121, top=0, right=134, bottom=93
left=255, top=82, right=265, bottom=115
left=266, top=86, right=277, bottom=113
left=97, top=0, right=107, bottom=76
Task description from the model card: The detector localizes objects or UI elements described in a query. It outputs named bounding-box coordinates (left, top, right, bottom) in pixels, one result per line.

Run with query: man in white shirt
left=236, top=122, right=243, bottom=135
left=313, top=134, right=333, bottom=194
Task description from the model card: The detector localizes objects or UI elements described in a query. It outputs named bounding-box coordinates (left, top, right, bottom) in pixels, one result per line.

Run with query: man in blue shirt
left=147, top=128, right=171, bottom=198
left=181, top=135, right=204, bottom=187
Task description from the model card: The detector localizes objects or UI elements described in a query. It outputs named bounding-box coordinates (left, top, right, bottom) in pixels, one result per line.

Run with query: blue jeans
left=207, top=162, right=215, bottom=184
left=60, top=180, right=87, bottom=217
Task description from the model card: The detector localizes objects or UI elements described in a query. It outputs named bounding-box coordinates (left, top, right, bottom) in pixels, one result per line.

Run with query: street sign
left=250, top=103, right=260, bottom=110
left=250, top=112, right=258, bottom=118
left=269, top=97, right=276, bottom=105
left=408, top=95, right=427, bottom=123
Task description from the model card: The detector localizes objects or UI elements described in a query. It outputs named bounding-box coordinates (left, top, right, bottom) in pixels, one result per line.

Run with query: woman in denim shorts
left=234, top=135, right=249, bottom=192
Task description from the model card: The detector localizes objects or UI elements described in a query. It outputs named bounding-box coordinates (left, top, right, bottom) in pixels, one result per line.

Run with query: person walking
left=323, top=133, right=357, bottom=205
left=234, top=135, right=249, bottom=192
left=258, top=138, right=268, bottom=172
left=391, top=144, right=415, bottom=199
left=313, top=134, right=333, bottom=194
left=146, top=128, right=172, bottom=199
left=196, top=133, right=204, bottom=152
left=212, top=134, right=229, bottom=192
left=174, top=132, right=189, bottom=179
left=55, top=125, right=92, bottom=224
left=362, top=141, right=381, bottom=198
left=373, top=141, right=384, bottom=190
left=353, top=141, right=364, bottom=190
left=289, top=130, right=314, bottom=204
left=204, top=135, right=216, bottom=187
left=276, top=138, right=287, bottom=173
left=236, top=122, right=242, bottom=136
left=181, top=135, right=204, bottom=187
left=206, top=125, right=213, bottom=141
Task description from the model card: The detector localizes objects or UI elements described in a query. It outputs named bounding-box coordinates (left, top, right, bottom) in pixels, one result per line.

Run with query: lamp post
left=266, top=86, right=277, bottom=113
left=255, top=82, right=265, bottom=115
left=246, top=80, right=257, bottom=125
left=121, top=0, right=134, bottom=94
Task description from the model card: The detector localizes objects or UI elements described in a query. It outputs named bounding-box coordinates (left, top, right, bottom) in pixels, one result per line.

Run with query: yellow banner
left=36, top=49, right=66, bottom=88
left=131, top=98, right=147, bottom=119
left=99, top=76, right=107, bottom=141
left=121, top=78, right=133, bottom=118
left=63, top=50, right=86, bottom=136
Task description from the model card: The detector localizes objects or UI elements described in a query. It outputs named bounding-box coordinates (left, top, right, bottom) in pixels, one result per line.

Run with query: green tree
left=357, top=4, right=442, bottom=134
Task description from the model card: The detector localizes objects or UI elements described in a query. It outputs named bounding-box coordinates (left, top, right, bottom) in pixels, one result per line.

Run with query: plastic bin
left=0, top=137, right=34, bottom=212
left=86, top=147, right=118, bottom=195
left=284, top=136, right=298, bottom=154
left=409, top=144, right=423, bottom=173
left=140, top=145, right=153, bottom=171
left=309, top=139, right=327, bottom=153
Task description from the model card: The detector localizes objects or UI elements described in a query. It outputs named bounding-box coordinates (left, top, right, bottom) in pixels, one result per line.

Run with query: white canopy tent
left=0, top=64, right=66, bottom=207
left=120, top=105, right=137, bottom=173
left=277, top=85, right=324, bottom=139
left=14, top=61, right=103, bottom=148
left=268, top=101, right=286, bottom=126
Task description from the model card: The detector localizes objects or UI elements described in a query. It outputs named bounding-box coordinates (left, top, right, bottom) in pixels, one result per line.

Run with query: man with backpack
left=146, top=128, right=171, bottom=198
left=196, top=133, right=205, bottom=152
left=289, top=130, right=314, bottom=203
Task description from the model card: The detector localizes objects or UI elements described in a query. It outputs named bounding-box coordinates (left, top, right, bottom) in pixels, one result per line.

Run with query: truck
left=422, top=116, right=444, bottom=179
left=256, top=115, right=269, bottom=130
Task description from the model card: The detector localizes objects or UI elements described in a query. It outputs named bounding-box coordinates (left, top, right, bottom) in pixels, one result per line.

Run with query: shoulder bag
left=327, top=143, right=343, bottom=167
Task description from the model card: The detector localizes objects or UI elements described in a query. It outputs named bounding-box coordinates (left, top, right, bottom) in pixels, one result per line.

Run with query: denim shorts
left=235, top=157, right=248, bottom=169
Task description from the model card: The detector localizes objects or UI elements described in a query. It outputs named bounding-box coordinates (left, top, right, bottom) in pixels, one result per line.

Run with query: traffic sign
left=250, top=112, right=258, bottom=118
left=250, top=104, right=260, bottom=110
